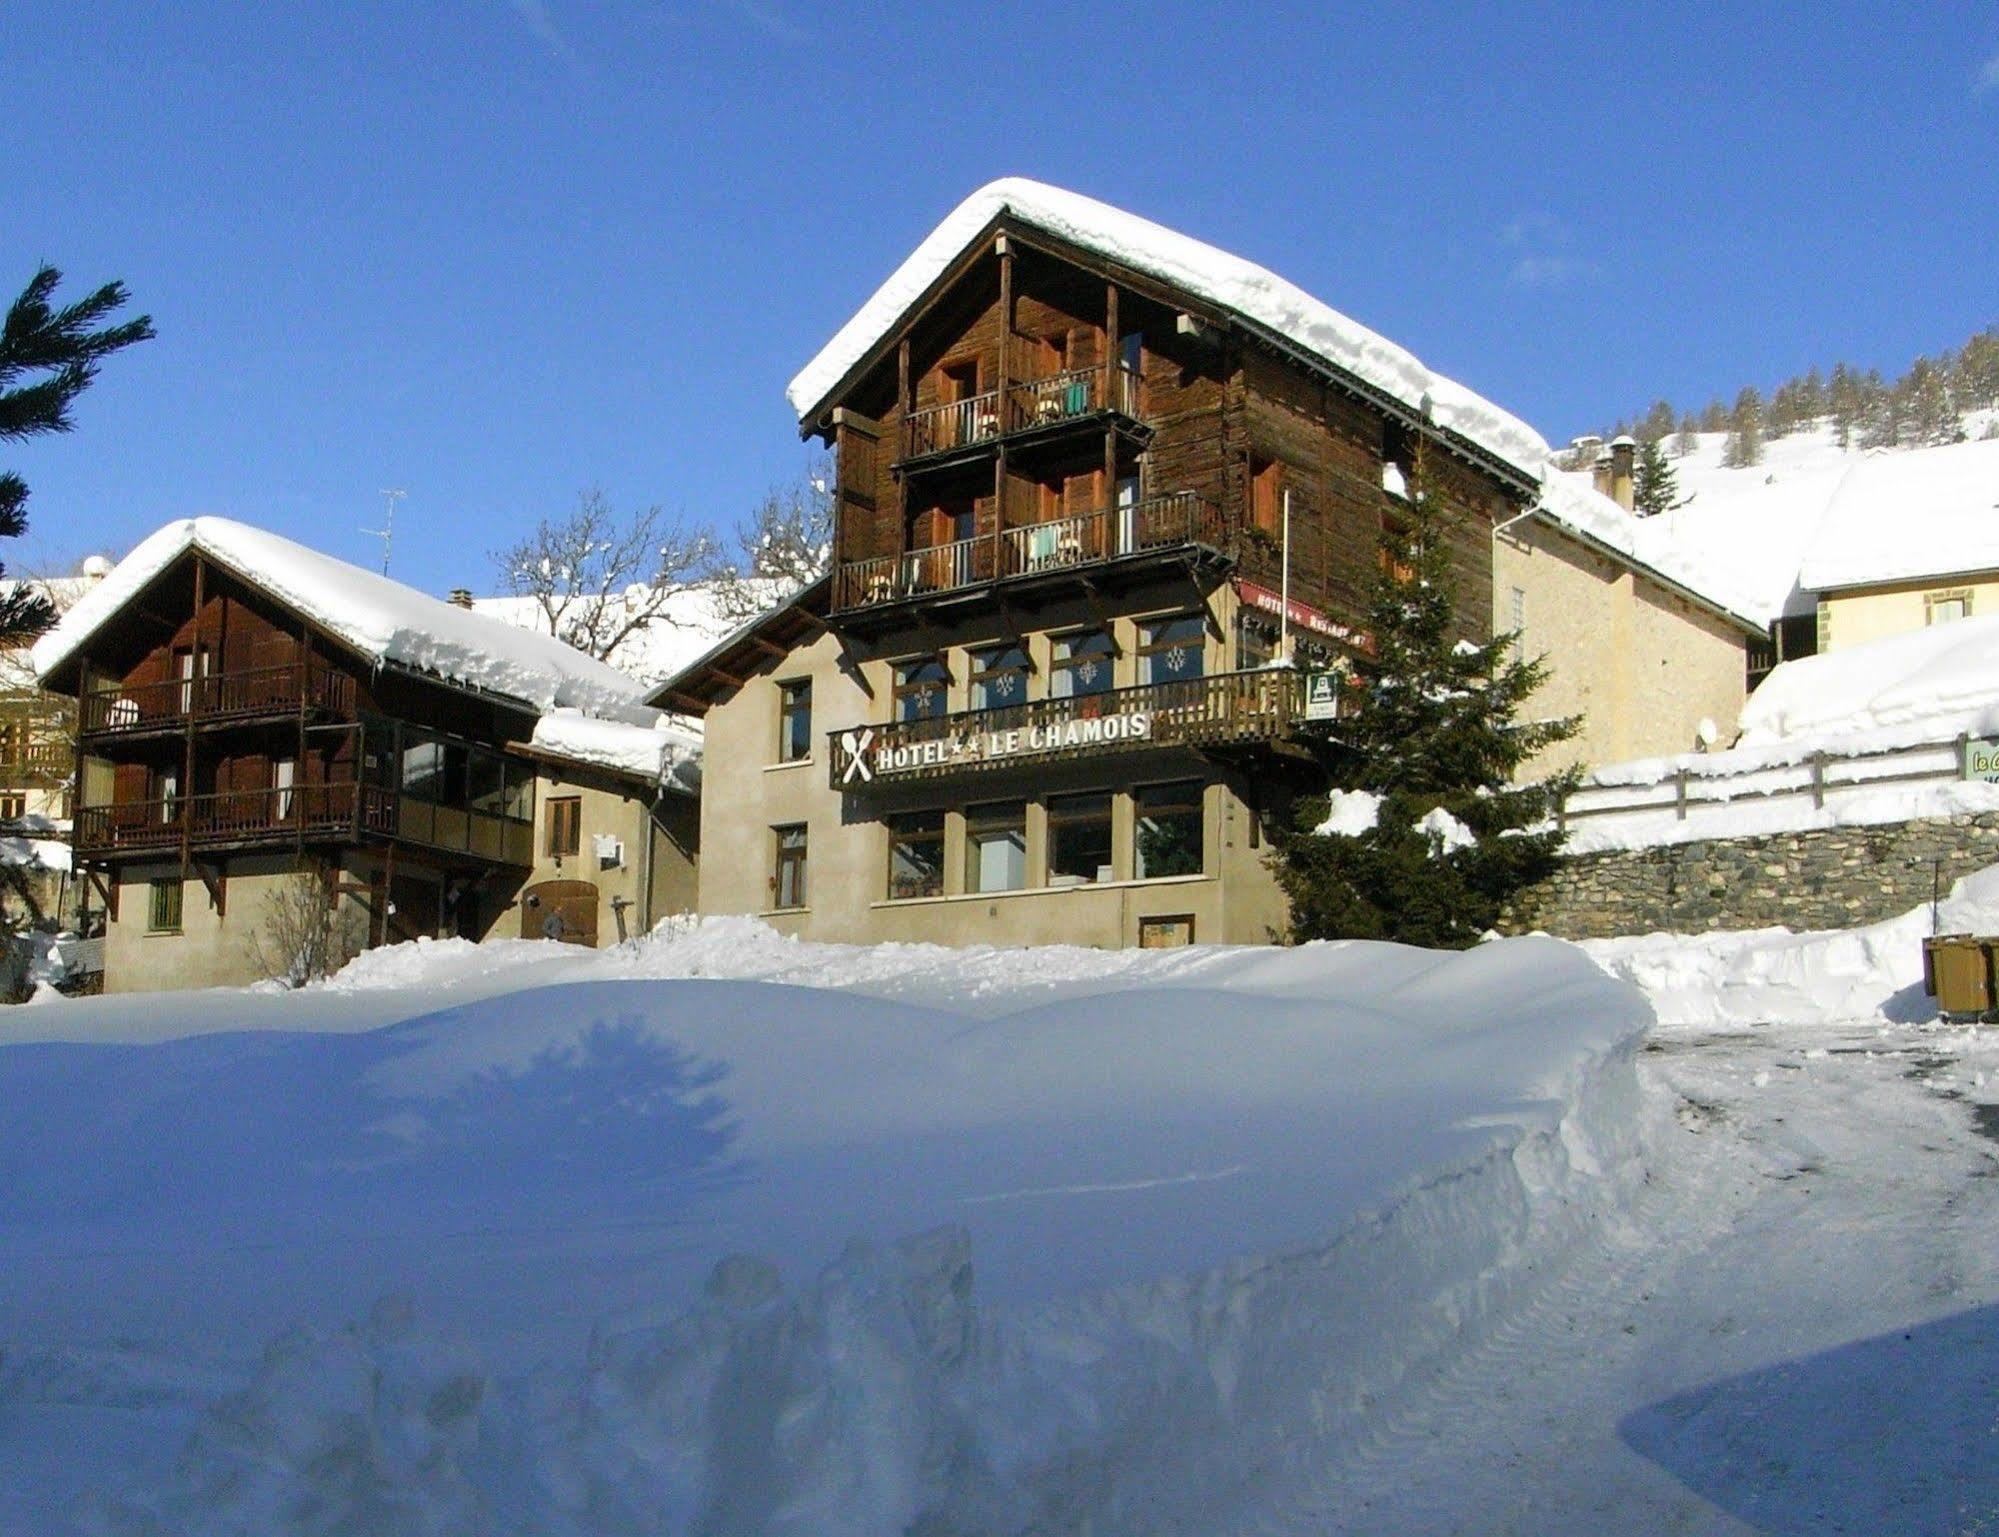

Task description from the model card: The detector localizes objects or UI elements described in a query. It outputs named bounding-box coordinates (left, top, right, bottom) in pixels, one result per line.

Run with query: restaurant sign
left=1963, top=738, right=1999, bottom=783
left=839, top=710, right=1154, bottom=785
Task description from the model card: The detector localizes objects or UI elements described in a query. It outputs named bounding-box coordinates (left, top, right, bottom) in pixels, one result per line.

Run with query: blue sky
left=8, top=2, right=1998, bottom=594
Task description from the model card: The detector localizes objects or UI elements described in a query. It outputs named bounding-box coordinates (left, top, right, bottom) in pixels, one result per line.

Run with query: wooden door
left=522, top=878, right=599, bottom=946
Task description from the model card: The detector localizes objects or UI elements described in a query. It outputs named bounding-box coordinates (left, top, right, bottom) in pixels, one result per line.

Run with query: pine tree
left=1795, top=365, right=1827, bottom=422
left=1271, top=446, right=1579, bottom=948
left=1672, top=412, right=1700, bottom=457
left=1828, top=362, right=1863, bottom=448
left=1954, top=327, right=1999, bottom=411
left=1632, top=439, right=1690, bottom=517
left=1722, top=386, right=1765, bottom=468
left=1699, top=397, right=1728, bottom=433
left=1636, top=399, right=1676, bottom=443
left=1900, top=356, right=1961, bottom=445
left=0, top=266, right=153, bottom=643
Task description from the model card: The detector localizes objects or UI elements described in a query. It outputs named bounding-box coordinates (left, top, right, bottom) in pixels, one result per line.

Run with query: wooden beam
left=194, top=859, right=226, bottom=918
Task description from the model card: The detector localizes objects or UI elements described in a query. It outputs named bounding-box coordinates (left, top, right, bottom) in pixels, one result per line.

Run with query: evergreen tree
left=1271, top=447, right=1579, bottom=948
left=1795, top=365, right=1827, bottom=422
left=1672, top=412, right=1700, bottom=457
left=1636, top=399, right=1676, bottom=443
left=1900, top=356, right=1962, bottom=445
left=1632, top=439, right=1690, bottom=517
left=1860, top=366, right=1904, bottom=448
left=1954, top=327, right=1999, bottom=411
left=0, top=266, right=152, bottom=643
left=1722, top=386, right=1765, bottom=468
left=1828, top=362, right=1863, bottom=448
left=1698, top=397, right=1728, bottom=433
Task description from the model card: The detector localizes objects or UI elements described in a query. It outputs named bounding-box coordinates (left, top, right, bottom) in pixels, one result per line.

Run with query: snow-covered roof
left=1734, top=609, right=1999, bottom=749
left=1531, top=474, right=1766, bottom=630
left=788, top=178, right=1551, bottom=482
left=31, top=517, right=653, bottom=719
left=1797, top=436, right=1999, bottom=594
left=527, top=708, right=702, bottom=795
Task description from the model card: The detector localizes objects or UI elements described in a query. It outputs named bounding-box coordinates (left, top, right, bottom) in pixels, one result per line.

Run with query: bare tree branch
left=489, top=489, right=711, bottom=667
left=707, top=455, right=833, bottom=624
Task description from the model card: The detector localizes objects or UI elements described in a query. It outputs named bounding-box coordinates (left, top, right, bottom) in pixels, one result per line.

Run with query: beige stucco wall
left=1494, top=521, right=1750, bottom=776
left=513, top=772, right=699, bottom=945
left=103, top=854, right=336, bottom=992
left=1815, top=574, right=1999, bottom=653
left=695, top=590, right=1292, bottom=947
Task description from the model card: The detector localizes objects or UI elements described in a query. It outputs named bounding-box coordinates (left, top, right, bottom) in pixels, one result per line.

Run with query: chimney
left=448, top=587, right=474, bottom=609
left=1607, top=435, right=1637, bottom=511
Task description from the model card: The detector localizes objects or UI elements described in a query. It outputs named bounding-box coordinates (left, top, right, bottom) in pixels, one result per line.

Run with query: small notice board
left=1304, top=671, right=1343, bottom=722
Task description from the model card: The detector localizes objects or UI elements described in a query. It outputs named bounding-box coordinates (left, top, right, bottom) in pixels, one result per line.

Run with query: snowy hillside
left=1551, top=414, right=1999, bottom=625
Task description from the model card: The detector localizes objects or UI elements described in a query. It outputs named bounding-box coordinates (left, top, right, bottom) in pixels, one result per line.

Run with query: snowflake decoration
left=990, top=672, right=1020, bottom=698
left=1074, top=659, right=1102, bottom=687
left=1163, top=644, right=1191, bottom=672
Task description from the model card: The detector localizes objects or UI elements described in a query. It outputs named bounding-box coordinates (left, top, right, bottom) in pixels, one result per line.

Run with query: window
left=1136, top=781, right=1205, bottom=878
left=886, top=810, right=946, bottom=900
left=1120, top=329, right=1143, bottom=374
left=778, top=679, right=813, bottom=762
left=148, top=878, right=183, bottom=933
left=0, top=792, right=24, bottom=821
left=1508, top=586, right=1528, bottom=665
left=940, top=358, right=981, bottom=403
left=1250, top=455, right=1283, bottom=536
left=546, top=795, right=581, bottom=858
left=1114, top=471, right=1142, bottom=555
left=1050, top=629, right=1115, bottom=699
left=1047, top=793, right=1114, bottom=886
left=172, top=646, right=211, bottom=713
left=1926, top=590, right=1972, bottom=627
left=970, top=642, right=1030, bottom=712
left=401, top=737, right=446, bottom=800
left=1379, top=506, right=1417, bottom=583
left=893, top=656, right=949, bottom=722
left=1236, top=610, right=1277, bottom=671
left=966, top=800, right=1027, bottom=893
left=1139, top=613, right=1206, bottom=685
left=155, top=766, right=180, bottom=825
left=273, top=757, right=296, bottom=820
left=772, top=823, right=808, bottom=909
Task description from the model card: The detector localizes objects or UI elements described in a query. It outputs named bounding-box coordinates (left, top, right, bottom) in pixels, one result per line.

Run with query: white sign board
left=841, top=710, right=1155, bottom=785
left=1304, top=671, right=1343, bottom=722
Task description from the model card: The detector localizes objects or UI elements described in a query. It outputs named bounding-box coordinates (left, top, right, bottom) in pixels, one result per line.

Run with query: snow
left=1416, top=804, right=1478, bottom=853
left=789, top=178, right=1551, bottom=480
left=1, top=919, right=1649, bottom=1532
left=470, top=582, right=743, bottom=689
left=527, top=708, right=702, bottom=792
left=0, top=833, right=68, bottom=873
left=1799, top=434, right=1999, bottom=593
left=1563, top=774, right=1999, bottom=854
left=1738, top=606, right=1999, bottom=747
left=1313, top=786, right=1381, bottom=835
left=30, top=517, right=653, bottom=719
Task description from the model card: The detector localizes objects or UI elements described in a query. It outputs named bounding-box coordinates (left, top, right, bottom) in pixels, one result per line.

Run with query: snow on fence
left=1554, top=734, right=1999, bottom=853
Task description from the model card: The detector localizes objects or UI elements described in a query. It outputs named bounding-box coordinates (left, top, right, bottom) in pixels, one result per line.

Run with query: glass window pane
left=1142, top=615, right=1206, bottom=684
left=780, top=680, right=812, bottom=760
left=1048, top=792, right=1114, bottom=885
left=896, top=658, right=949, bottom=721
left=1051, top=630, right=1114, bottom=698
left=887, top=809, right=945, bottom=900
left=467, top=750, right=505, bottom=814
left=971, top=643, right=1030, bottom=711
left=400, top=738, right=444, bottom=800
left=966, top=801, right=1026, bottom=893
left=1136, top=781, right=1205, bottom=878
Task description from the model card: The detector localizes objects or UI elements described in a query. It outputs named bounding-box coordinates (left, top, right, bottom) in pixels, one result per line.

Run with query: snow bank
left=1, top=925, right=1651, bottom=1532
left=1737, top=610, right=1999, bottom=747
left=527, top=708, right=702, bottom=792
left=31, top=518, right=652, bottom=718
left=789, top=178, right=1551, bottom=480
left=0, top=833, right=68, bottom=873
left=1584, top=862, right=1999, bottom=1031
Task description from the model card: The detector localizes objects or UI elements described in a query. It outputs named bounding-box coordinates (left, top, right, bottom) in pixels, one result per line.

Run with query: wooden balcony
left=0, top=740, right=73, bottom=785
left=79, top=662, right=356, bottom=740
left=898, top=365, right=1142, bottom=465
left=832, top=490, right=1227, bottom=613
left=827, top=665, right=1331, bottom=788
left=73, top=781, right=533, bottom=866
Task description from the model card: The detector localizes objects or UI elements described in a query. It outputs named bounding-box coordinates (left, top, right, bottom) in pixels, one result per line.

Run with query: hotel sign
left=839, top=710, right=1155, bottom=785
left=1963, top=738, right=1999, bottom=783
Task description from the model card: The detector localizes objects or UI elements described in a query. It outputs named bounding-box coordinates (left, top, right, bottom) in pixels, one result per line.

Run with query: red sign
left=1234, top=580, right=1359, bottom=643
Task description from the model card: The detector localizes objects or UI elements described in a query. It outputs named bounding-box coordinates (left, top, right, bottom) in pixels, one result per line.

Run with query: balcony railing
left=903, top=391, right=1001, bottom=458
left=80, top=662, right=357, bottom=737
left=900, top=366, right=1142, bottom=461
left=828, top=665, right=1325, bottom=788
left=73, top=781, right=533, bottom=866
left=0, top=740, right=73, bottom=784
left=832, top=491, right=1226, bottom=612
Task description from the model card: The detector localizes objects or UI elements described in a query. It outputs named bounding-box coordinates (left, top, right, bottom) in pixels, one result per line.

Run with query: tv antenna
left=363, top=488, right=406, bottom=575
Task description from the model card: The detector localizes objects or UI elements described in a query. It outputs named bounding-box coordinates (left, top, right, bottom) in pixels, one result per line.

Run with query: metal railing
left=829, top=665, right=1318, bottom=787
left=80, top=662, right=356, bottom=736
left=833, top=491, right=1224, bottom=611
left=903, top=391, right=1001, bottom=458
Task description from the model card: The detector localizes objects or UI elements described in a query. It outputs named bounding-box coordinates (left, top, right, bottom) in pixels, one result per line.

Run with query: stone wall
left=1500, top=813, right=1999, bottom=940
